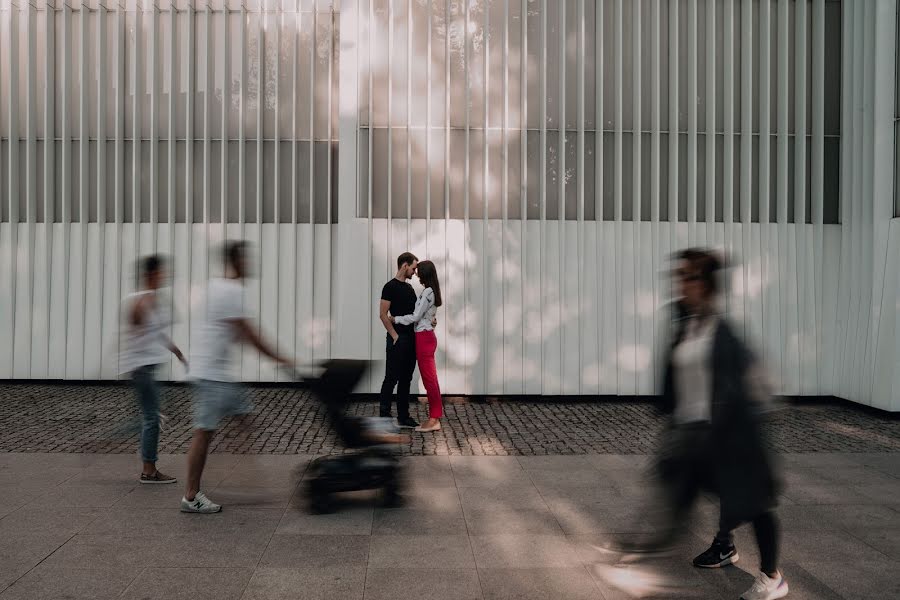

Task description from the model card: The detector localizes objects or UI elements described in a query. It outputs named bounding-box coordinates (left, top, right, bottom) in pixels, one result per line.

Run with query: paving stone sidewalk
left=0, top=452, right=898, bottom=599
left=0, top=383, right=897, bottom=455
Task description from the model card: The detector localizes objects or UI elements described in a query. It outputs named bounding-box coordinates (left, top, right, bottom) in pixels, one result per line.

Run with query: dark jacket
left=658, top=307, right=781, bottom=523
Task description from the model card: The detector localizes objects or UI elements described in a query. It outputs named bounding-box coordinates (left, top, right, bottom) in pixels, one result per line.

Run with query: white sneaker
left=741, top=571, right=789, bottom=600
left=180, top=491, right=222, bottom=514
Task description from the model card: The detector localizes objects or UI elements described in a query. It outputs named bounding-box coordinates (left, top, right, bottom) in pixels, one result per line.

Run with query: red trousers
left=415, top=330, right=443, bottom=418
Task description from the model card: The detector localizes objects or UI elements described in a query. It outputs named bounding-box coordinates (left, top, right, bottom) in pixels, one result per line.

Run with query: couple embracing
left=378, top=252, right=444, bottom=433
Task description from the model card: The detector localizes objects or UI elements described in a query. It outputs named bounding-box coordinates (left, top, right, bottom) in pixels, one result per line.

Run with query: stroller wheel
left=381, top=480, right=403, bottom=508
left=309, top=491, right=334, bottom=514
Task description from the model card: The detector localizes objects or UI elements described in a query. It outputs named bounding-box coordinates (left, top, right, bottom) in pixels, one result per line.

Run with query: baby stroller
left=301, top=359, right=405, bottom=514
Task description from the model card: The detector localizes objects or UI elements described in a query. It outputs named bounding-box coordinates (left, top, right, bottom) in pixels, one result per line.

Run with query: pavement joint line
left=451, top=457, right=486, bottom=600
left=1, top=529, right=82, bottom=596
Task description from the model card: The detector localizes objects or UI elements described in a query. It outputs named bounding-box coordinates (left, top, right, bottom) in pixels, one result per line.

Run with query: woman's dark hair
left=675, top=247, right=724, bottom=297
left=416, top=260, right=443, bottom=307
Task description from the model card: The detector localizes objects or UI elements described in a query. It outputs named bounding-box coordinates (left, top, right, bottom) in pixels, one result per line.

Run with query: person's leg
left=753, top=511, right=780, bottom=577
left=738, top=511, right=787, bottom=599
left=379, top=336, right=400, bottom=418
left=132, top=365, right=160, bottom=475
left=693, top=512, right=740, bottom=568
left=650, top=427, right=705, bottom=548
left=416, top=331, right=442, bottom=424
left=395, top=334, right=416, bottom=424
left=181, top=381, right=222, bottom=513
left=185, top=429, right=212, bottom=500
left=716, top=508, right=736, bottom=546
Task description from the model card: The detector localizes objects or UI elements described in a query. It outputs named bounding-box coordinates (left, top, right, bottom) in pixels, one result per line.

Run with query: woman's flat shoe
left=415, top=422, right=441, bottom=433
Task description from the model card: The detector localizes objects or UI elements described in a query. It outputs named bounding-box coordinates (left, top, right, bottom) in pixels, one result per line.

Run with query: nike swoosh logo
left=720, top=552, right=733, bottom=560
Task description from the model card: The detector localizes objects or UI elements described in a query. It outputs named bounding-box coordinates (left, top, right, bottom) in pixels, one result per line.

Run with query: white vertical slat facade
left=338, top=0, right=854, bottom=400
left=1, top=0, right=339, bottom=384
left=2, top=0, right=899, bottom=411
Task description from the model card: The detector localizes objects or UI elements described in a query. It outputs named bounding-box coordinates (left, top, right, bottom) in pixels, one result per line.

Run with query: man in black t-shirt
left=378, top=252, right=419, bottom=428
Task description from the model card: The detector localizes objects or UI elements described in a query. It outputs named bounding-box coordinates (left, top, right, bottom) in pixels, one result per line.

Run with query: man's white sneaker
left=180, top=491, right=222, bottom=514
left=740, top=571, right=789, bottom=600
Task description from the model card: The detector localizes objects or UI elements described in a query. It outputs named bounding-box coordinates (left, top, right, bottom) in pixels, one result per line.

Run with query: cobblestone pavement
left=0, top=383, right=898, bottom=455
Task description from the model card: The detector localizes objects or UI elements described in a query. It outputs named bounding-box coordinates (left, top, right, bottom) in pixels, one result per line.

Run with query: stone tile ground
left=1, top=385, right=899, bottom=598
left=0, top=452, right=897, bottom=599
left=0, top=383, right=897, bottom=455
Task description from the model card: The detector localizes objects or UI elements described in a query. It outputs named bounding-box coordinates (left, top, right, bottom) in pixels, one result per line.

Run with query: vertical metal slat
left=705, top=0, right=716, bottom=225
left=760, top=0, right=771, bottom=225
left=150, top=2, right=158, bottom=244
left=668, top=0, right=678, bottom=222
left=740, top=0, right=753, bottom=224
left=255, top=3, right=264, bottom=374
left=60, top=2, right=72, bottom=378
left=45, top=0, right=57, bottom=375
left=687, top=0, right=697, bottom=224
left=115, top=0, right=125, bottom=372
left=651, top=0, right=661, bottom=223
left=811, top=0, right=825, bottom=226
left=25, top=2, right=37, bottom=376
left=633, top=0, right=643, bottom=221
left=78, top=2, right=88, bottom=376
left=613, top=0, right=622, bottom=221
left=795, top=0, right=808, bottom=224
left=576, top=0, right=584, bottom=393
left=520, top=0, right=527, bottom=389
left=724, top=0, right=735, bottom=224
left=96, top=1, right=108, bottom=378
left=777, top=0, right=789, bottom=225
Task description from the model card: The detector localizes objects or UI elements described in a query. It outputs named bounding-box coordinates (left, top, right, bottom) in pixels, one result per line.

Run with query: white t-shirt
left=119, top=290, right=170, bottom=374
left=393, top=287, right=437, bottom=333
left=672, top=316, right=717, bottom=425
left=191, top=278, right=247, bottom=382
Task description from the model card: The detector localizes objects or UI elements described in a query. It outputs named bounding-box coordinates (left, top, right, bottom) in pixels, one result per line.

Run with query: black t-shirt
left=381, top=278, right=417, bottom=334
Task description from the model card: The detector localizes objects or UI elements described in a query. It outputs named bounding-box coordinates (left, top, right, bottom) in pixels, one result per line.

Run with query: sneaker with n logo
left=692, top=539, right=739, bottom=568
left=180, top=491, right=222, bottom=514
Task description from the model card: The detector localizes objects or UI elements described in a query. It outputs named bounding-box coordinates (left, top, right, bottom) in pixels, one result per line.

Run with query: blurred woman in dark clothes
left=655, top=248, right=788, bottom=600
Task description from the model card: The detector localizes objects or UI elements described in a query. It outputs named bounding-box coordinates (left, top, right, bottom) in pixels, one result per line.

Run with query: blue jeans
left=132, top=364, right=162, bottom=463
left=192, top=379, right=250, bottom=431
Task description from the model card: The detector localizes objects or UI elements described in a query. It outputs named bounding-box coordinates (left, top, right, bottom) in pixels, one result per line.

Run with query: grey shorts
left=192, top=379, right=252, bottom=431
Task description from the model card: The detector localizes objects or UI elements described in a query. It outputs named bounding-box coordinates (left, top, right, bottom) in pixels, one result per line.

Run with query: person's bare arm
left=160, top=334, right=187, bottom=366
left=129, top=295, right=147, bottom=327
left=380, top=299, right=399, bottom=343
left=231, top=318, right=292, bottom=366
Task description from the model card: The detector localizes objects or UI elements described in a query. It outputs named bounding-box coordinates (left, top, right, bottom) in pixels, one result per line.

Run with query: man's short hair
left=397, top=252, right=418, bottom=269
left=226, top=240, right=248, bottom=271
left=142, top=254, right=163, bottom=279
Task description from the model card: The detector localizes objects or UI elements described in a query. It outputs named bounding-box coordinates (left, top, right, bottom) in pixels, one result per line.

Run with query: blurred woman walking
left=654, top=248, right=788, bottom=600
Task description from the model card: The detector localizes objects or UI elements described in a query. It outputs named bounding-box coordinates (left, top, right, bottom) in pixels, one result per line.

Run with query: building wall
left=1, top=1, right=897, bottom=409
left=832, top=0, right=900, bottom=412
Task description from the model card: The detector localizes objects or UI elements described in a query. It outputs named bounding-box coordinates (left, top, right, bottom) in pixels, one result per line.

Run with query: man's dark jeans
left=379, top=332, right=416, bottom=420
